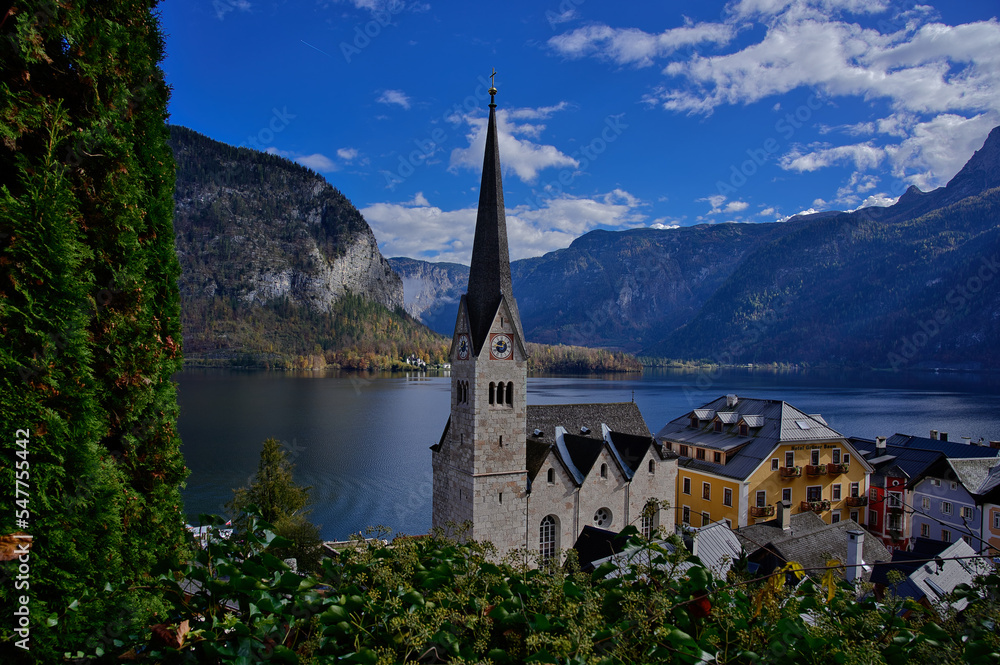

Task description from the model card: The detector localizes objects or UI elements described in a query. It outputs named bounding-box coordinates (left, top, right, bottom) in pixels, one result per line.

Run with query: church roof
left=465, top=87, right=526, bottom=355
left=527, top=402, right=652, bottom=443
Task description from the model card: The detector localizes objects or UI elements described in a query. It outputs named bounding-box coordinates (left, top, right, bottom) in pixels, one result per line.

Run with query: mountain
left=386, top=257, right=469, bottom=334
left=393, top=126, right=1000, bottom=369
left=169, top=126, right=444, bottom=368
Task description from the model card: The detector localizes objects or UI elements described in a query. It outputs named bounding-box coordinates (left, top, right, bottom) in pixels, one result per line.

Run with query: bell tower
left=431, top=73, right=528, bottom=553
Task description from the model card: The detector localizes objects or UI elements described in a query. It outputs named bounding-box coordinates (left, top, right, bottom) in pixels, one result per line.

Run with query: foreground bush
left=61, top=517, right=1000, bottom=664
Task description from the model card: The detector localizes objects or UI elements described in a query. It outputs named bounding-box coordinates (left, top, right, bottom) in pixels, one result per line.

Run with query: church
left=430, top=79, right=678, bottom=560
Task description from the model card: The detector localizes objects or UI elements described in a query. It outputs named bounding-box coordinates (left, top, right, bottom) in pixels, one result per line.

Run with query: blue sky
left=160, top=0, right=1000, bottom=264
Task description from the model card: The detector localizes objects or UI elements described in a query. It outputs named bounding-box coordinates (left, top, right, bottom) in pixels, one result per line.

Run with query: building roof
left=734, top=511, right=829, bottom=553
left=528, top=402, right=652, bottom=443
left=948, top=458, right=1000, bottom=495
left=658, top=395, right=862, bottom=482
left=885, top=433, right=1000, bottom=460
left=573, top=525, right=628, bottom=571
left=464, top=88, right=525, bottom=355
left=850, top=438, right=944, bottom=486
left=688, top=520, right=744, bottom=580
left=977, top=463, right=1000, bottom=500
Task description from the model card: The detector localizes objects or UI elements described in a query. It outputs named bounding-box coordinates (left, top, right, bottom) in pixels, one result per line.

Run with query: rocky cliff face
left=170, top=126, right=402, bottom=315
left=386, top=257, right=468, bottom=333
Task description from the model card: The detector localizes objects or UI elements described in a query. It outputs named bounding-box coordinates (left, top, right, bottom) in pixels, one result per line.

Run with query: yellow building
left=655, top=395, right=873, bottom=529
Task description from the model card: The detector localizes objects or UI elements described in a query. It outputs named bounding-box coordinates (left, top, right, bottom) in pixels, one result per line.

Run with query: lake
left=176, top=367, right=1000, bottom=540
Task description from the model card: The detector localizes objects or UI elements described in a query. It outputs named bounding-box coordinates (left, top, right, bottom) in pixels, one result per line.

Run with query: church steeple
left=465, top=73, right=525, bottom=354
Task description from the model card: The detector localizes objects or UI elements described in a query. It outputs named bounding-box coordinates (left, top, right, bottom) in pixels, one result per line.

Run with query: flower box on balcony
left=749, top=505, right=775, bottom=518
left=887, top=504, right=904, bottom=513
left=805, top=464, right=827, bottom=476
left=800, top=500, right=831, bottom=512
left=845, top=496, right=868, bottom=507
left=780, top=466, right=802, bottom=478
left=887, top=528, right=904, bottom=541
left=827, top=463, right=849, bottom=475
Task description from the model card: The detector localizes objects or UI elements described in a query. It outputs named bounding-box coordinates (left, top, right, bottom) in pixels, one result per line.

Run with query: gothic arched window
left=540, top=515, right=558, bottom=562
left=505, top=382, right=513, bottom=406
left=547, top=468, right=555, bottom=484
left=489, top=382, right=495, bottom=405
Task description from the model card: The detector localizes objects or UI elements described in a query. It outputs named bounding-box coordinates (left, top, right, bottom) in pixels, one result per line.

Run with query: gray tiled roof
left=766, top=520, right=891, bottom=580
left=948, top=458, right=1000, bottom=495
left=689, top=520, right=744, bottom=580
left=851, top=440, right=943, bottom=486
left=528, top=402, right=652, bottom=443
left=655, top=396, right=851, bottom=481
left=885, top=433, right=1000, bottom=460
left=734, top=512, right=828, bottom=552
left=977, top=463, right=1000, bottom=498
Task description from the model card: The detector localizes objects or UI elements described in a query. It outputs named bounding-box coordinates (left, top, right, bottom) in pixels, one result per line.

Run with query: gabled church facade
left=431, top=80, right=677, bottom=558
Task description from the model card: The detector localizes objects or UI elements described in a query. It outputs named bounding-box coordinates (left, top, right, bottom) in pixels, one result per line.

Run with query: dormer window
left=739, top=423, right=748, bottom=437
left=690, top=416, right=698, bottom=429
left=679, top=445, right=689, bottom=457
left=714, top=420, right=723, bottom=432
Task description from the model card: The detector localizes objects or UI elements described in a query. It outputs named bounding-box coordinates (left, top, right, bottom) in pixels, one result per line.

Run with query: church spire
left=465, top=71, right=524, bottom=353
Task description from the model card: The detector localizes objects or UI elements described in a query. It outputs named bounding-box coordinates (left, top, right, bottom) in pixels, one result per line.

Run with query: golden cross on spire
left=490, top=68, right=496, bottom=89
left=488, top=68, right=497, bottom=107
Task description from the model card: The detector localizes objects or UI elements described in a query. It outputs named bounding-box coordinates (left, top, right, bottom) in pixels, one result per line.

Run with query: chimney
left=846, top=530, right=865, bottom=583
left=940, top=432, right=948, bottom=442
left=726, top=394, right=738, bottom=407
left=778, top=500, right=792, bottom=532
left=875, top=436, right=886, bottom=453
left=930, top=430, right=939, bottom=440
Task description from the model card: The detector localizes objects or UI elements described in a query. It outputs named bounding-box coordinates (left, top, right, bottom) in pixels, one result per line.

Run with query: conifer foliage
left=0, top=1, right=186, bottom=658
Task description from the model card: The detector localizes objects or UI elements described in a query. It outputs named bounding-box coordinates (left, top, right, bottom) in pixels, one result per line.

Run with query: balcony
left=827, top=463, right=849, bottom=476
left=749, top=505, right=775, bottom=518
left=845, top=496, right=868, bottom=507
left=800, top=500, right=831, bottom=513
left=887, top=528, right=904, bottom=541
left=887, top=504, right=904, bottom=514
left=805, top=464, right=827, bottom=476
left=779, top=466, right=802, bottom=479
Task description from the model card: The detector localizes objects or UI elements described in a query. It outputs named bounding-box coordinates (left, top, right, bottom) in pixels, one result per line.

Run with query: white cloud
left=850, top=193, right=899, bottom=210
left=780, top=142, right=886, bottom=172
left=215, top=0, right=250, bottom=20
left=377, top=89, right=411, bottom=109
left=361, top=190, right=645, bottom=263
left=778, top=207, right=822, bottom=222
left=698, top=194, right=749, bottom=215
left=449, top=106, right=579, bottom=183
left=296, top=153, right=338, bottom=172
left=758, top=206, right=776, bottom=216
left=548, top=22, right=735, bottom=68
left=725, top=200, right=750, bottom=212
left=651, top=222, right=681, bottom=230
left=546, top=9, right=578, bottom=27
left=337, top=147, right=359, bottom=161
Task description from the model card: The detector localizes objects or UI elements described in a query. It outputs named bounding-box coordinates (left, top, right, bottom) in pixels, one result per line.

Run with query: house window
left=540, top=516, right=558, bottom=561
left=739, top=423, right=749, bottom=436
left=771, top=458, right=779, bottom=471
left=724, top=519, right=732, bottom=529
left=755, top=490, right=766, bottom=507
left=922, top=497, right=930, bottom=510
left=994, top=512, right=1000, bottom=529
left=807, top=486, right=822, bottom=502
left=850, top=482, right=859, bottom=498
left=782, top=488, right=792, bottom=503
left=832, top=449, right=841, bottom=464
left=843, top=453, right=850, bottom=465
left=664, top=441, right=673, bottom=452
left=869, top=487, right=878, bottom=501
left=682, top=477, right=691, bottom=495
left=702, top=511, right=711, bottom=527
left=941, top=501, right=953, bottom=515
left=785, top=451, right=795, bottom=467
left=641, top=511, right=656, bottom=539
left=888, top=492, right=902, bottom=509
left=850, top=510, right=859, bottom=523
left=714, top=420, right=723, bottom=432
left=887, top=514, right=902, bottom=531
left=921, top=523, right=930, bottom=537
left=831, top=511, right=841, bottom=524
left=962, top=506, right=974, bottom=520
left=941, top=528, right=951, bottom=541
left=682, top=506, right=691, bottom=525
left=811, top=449, right=820, bottom=466
left=696, top=448, right=706, bottom=460
left=679, top=445, right=689, bottom=457
left=593, top=507, right=612, bottom=528
left=723, top=488, right=733, bottom=507
left=702, top=482, right=711, bottom=500
left=714, top=452, right=722, bottom=463
left=930, top=478, right=941, bottom=487
left=832, top=484, right=842, bottom=501
left=547, top=468, right=555, bottom=484
left=951, top=482, right=958, bottom=491
left=869, top=510, right=878, bottom=525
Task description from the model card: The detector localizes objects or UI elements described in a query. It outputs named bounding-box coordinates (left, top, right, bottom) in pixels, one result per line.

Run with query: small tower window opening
left=600, top=463, right=608, bottom=479
left=648, top=460, right=655, bottom=474
left=547, top=468, right=555, bottom=484
left=499, top=435, right=503, bottom=447
left=505, top=382, right=513, bottom=405
left=496, top=382, right=505, bottom=405
left=489, top=382, right=495, bottom=404
left=499, top=492, right=503, bottom=504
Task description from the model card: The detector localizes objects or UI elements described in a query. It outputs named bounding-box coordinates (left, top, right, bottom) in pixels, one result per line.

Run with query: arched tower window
left=496, top=382, right=505, bottom=405
left=506, top=382, right=513, bottom=406
left=540, top=515, right=558, bottom=562
left=547, top=468, right=555, bottom=484
left=600, top=463, right=608, bottom=479
left=489, top=382, right=495, bottom=405
left=648, top=460, right=655, bottom=474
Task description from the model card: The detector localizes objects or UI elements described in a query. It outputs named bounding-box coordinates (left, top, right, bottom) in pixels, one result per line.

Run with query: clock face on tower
left=457, top=334, right=470, bottom=360
left=490, top=333, right=513, bottom=360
